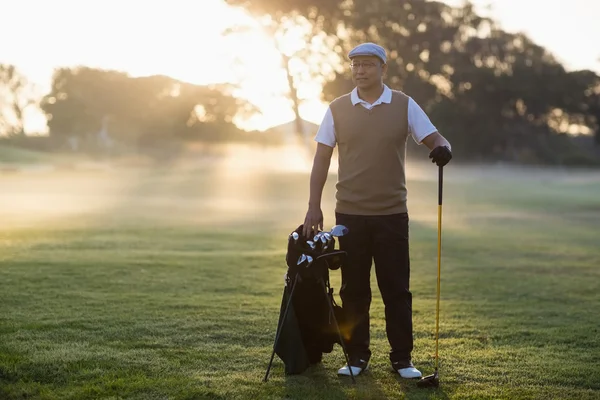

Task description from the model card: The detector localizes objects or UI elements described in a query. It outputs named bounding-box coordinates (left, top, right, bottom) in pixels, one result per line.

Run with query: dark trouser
left=336, top=212, right=413, bottom=365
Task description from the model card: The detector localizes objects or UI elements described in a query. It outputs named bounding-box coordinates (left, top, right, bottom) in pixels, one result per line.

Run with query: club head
left=329, top=225, right=349, bottom=237
left=324, top=233, right=333, bottom=250
left=297, top=254, right=307, bottom=265
left=416, top=372, right=439, bottom=388
left=306, top=240, right=316, bottom=249
left=306, top=255, right=313, bottom=267
left=291, top=232, right=299, bottom=243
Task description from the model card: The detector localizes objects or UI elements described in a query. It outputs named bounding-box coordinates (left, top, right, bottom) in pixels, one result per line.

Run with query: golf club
left=329, top=225, right=349, bottom=237
left=306, top=255, right=313, bottom=267
left=318, top=225, right=347, bottom=252
left=417, top=165, right=444, bottom=389
left=297, top=254, right=307, bottom=265
left=323, top=232, right=332, bottom=251
left=311, top=234, right=324, bottom=253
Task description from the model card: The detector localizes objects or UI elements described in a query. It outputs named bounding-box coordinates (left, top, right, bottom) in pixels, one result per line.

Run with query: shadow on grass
left=265, top=360, right=451, bottom=400
left=281, top=362, right=389, bottom=400
left=392, top=372, right=450, bottom=400
left=261, top=356, right=450, bottom=400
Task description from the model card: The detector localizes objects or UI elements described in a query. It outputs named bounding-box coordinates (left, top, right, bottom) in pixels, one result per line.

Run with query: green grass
left=0, top=144, right=86, bottom=167
left=0, top=145, right=56, bottom=165
left=1, top=156, right=599, bottom=399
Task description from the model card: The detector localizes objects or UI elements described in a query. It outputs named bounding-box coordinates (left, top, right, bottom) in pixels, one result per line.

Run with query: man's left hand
left=429, top=146, right=452, bottom=167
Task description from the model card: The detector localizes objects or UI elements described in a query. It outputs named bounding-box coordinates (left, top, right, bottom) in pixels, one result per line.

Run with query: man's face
left=350, top=56, right=387, bottom=90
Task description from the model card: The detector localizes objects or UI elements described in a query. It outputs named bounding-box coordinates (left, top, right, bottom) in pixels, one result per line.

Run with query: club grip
left=438, top=166, right=443, bottom=206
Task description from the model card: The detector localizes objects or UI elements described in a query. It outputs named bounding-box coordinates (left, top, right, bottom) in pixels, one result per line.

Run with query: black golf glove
left=429, top=145, right=452, bottom=167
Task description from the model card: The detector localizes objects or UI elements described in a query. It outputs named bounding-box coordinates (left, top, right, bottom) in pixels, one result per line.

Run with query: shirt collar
left=351, top=84, right=392, bottom=106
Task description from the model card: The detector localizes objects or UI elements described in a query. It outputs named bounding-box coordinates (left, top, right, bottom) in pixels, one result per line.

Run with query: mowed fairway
left=1, top=146, right=599, bottom=400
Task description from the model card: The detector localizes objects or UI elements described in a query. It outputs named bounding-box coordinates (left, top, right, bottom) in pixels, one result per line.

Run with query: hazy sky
left=1, top=0, right=598, bottom=132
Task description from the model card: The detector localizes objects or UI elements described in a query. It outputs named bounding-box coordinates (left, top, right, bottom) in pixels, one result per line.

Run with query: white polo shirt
left=315, top=85, right=438, bottom=148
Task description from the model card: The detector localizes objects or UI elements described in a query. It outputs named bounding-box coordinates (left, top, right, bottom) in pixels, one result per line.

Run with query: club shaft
left=435, top=166, right=443, bottom=371
left=438, top=164, right=443, bottom=206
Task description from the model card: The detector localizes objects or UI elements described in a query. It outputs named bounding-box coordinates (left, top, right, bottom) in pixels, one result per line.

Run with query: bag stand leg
left=264, top=275, right=300, bottom=382
left=264, top=274, right=356, bottom=384
left=319, top=279, right=356, bottom=384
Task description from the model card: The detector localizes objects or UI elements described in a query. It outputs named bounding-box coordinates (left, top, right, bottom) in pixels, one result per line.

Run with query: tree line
left=227, top=0, right=600, bottom=165
left=0, top=65, right=282, bottom=155
left=1, top=0, right=600, bottom=165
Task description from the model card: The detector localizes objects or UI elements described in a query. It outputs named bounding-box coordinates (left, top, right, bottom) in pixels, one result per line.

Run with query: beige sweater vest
left=330, top=90, right=410, bottom=215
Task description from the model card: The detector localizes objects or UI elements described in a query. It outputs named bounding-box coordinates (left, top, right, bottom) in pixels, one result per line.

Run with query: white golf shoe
left=392, top=362, right=422, bottom=379
left=398, top=366, right=422, bottom=379
left=337, top=359, right=368, bottom=376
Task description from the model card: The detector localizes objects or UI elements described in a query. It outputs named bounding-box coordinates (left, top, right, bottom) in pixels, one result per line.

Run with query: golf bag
left=264, top=225, right=353, bottom=380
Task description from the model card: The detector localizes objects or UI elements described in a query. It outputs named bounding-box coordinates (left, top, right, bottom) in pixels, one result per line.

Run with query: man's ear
left=382, top=63, right=388, bottom=78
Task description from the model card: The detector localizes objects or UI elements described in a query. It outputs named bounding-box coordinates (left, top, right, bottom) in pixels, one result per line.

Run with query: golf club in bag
left=264, top=224, right=356, bottom=383
left=417, top=165, right=445, bottom=388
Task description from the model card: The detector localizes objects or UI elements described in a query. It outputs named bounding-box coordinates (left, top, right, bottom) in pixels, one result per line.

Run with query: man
left=302, top=43, right=452, bottom=379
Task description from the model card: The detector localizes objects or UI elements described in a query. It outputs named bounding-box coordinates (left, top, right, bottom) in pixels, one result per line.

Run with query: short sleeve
left=314, top=107, right=337, bottom=148
left=408, top=98, right=437, bottom=144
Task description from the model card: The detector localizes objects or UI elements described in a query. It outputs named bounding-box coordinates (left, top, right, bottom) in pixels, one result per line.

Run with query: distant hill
left=262, top=119, right=320, bottom=157
left=266, top=119, right=319, bottom=138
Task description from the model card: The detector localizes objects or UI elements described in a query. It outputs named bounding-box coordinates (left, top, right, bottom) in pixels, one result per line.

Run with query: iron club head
left=297, top=254, right=307, bottom=265
left=416, top=371, right=439, bottom=388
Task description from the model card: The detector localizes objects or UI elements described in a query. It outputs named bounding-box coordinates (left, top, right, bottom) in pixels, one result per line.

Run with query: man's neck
left=357, top=84, right=384, bottom=104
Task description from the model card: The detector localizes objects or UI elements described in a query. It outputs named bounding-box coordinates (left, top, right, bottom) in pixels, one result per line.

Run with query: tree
left=0, top=64, right=37, bottom=136
left=224, top=4, right=342, bottom=142
left=40, top=67, right=258, bottom=147
left=227, top=0, right=600, bottom=162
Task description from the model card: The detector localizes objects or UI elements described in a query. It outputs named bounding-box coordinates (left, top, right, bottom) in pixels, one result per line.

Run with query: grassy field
left=1, top=146, right=599, bottom=399
left=0, top=145, right=85, bottom=166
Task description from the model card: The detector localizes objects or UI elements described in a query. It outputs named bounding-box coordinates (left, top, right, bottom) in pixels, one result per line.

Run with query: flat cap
left=348, top=42, right=387, bottom=64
